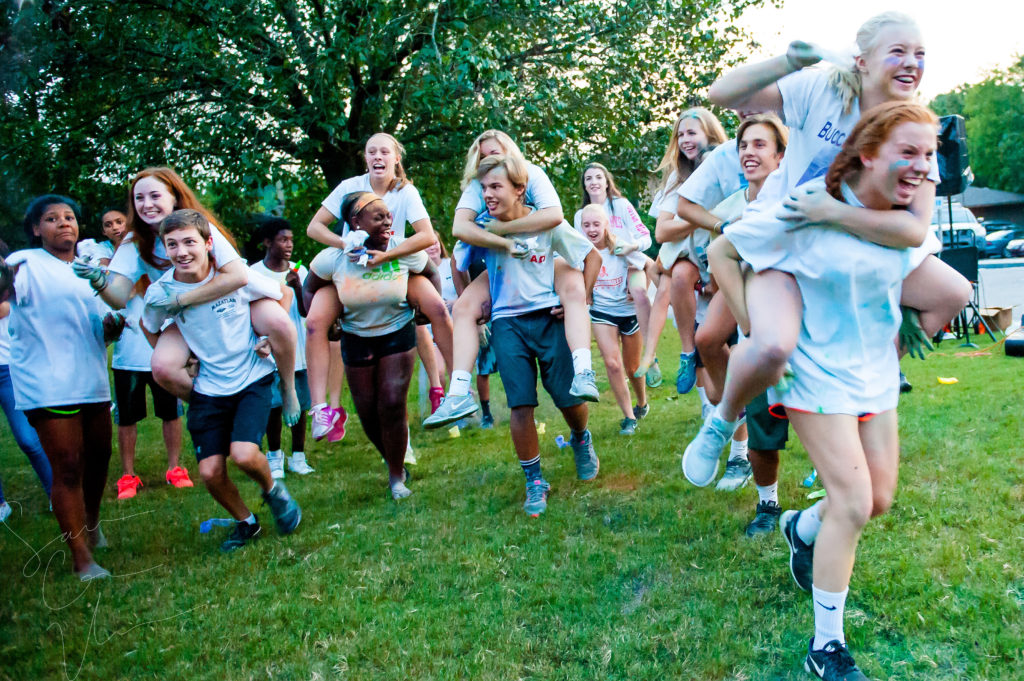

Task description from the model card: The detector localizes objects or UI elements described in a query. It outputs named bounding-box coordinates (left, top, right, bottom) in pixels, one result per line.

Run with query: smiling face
left=478, top=138, right=505, bottom=160
left=101, top=210, right=128, bottom=245
left=163, top=225, right=213, bottom=282
left=738, top=123, right=783, bottom=185
left=480, top=167, right=524, bottom=221
left=364, top=134, right=399, bottom=181
left=677, top=118, right=709, bottom=161
left=858, top=121, right=935, bottom=207
left=580, top=207, right=609, bottom=247
left=352, top=200, right=394, bottom=249
left=583, top=168, right=609, bottom=203
left=133, top=176, right=177, bottom=228
left=34, top=202, right=79, bottom=258
left=858, top=24, right=925, bottom=102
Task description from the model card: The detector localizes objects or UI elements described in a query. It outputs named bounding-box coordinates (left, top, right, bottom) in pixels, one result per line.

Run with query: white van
left=932, top=202, right=984, bottom=250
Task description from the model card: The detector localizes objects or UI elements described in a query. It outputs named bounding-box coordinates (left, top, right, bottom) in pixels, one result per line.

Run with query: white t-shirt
left=485, top=221, right=595, bottom=321
left=76, top=239, right=116, bottom=262
left=0, top=314, right=10, bottom=365
left=142, top=267, right=281, bottom=397
left=573, top=197, right=651, bottom=269
left=438, top=259, right=458, bottom=307
left=321, top=174, right=429, bottom=237
left=765, top=181, right=916, bottom=415
left=7, top=249, right=111, bottom=410
left=108, top=228, right=241, bottom=286
left=677, top=141, right=745, bottom=210
left=591, top=248, right=634, bottom=317
left=250, top=260, right=308, bottom=371
left=112, top=295, right=155, bottom=371
left=457, top=162, right=562, bottom=215
left=309, top=236, right=428, bottom=337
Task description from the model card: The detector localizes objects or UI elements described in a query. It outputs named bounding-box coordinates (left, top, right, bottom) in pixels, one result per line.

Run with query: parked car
left=932, top=202, right=985, bottom=251
left=1005, top=238, right=1024, bottom=258
left=984, top=228, right=1024, bottom=258
left=981, top=219, right=1016, bottom=234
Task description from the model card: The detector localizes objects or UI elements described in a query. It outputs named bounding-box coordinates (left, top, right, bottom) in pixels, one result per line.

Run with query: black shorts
left=490, top=309, right=581, bottom=410
left=692, top=322, right=739, bottom=369
left=341, top=321, right=417, bottom=367
left=746, top=390, right=789, bottom=452
left=186, top=373, right=273, bottom=461
left=590, top=309, right=640, bottom=336
left=113, top=369, right=181, bottom=426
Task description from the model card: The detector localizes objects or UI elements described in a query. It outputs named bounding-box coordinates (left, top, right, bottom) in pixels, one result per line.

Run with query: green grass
left=1, top=333, right=1023, bottom=681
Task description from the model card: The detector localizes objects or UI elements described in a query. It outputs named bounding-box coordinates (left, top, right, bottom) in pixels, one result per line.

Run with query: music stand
left=936, top=245, right=997, bottom=347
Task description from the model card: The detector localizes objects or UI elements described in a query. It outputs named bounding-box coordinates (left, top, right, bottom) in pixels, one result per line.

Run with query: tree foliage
left=1, top=0, right=763, bottom=253
left=930, top=56, right=1024, bottom=195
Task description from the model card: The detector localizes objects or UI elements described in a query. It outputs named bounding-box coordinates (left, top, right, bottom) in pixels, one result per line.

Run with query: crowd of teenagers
left=0, top=12, right=973, bottom=680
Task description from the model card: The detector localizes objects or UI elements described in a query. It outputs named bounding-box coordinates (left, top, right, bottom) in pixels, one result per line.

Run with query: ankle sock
left=697, top=386, right=712, bottom=409
left=796, top=500, right=824, bottom=545
left=812, top=585, right=848, bottom=649
left=571, top=348, right=592, bottom=374
left=311, top=402, right=327, bottom=412
left=520, top=455, right=541, bottom=481
left=242, top=513, right=257, bottom=526
left=729, top=437, right=749, bottom=462
left=268, top=449, right=283, bottom=459
left=756, top=482, right=778, bottom=505
left=448, top=370, right=472, bottom=397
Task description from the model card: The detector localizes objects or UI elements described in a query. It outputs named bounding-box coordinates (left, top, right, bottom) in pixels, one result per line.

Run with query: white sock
left=311, top=402, right=327, bottom=411
left=812, top=585, right=848, bottom=649
left=796, top=499, right=825, bottom=545
left=448, top=370, right=472, bottom=397
left=697, top=386, right=712, bottom=409
left=756, top=482, right=778, bottom=505
left=729, top=437, right=749, bottom=462
left=571, top=348, right=592, bottom=374
left=268, top=449, right=283, bottom=459
left=242, top=513, right=257, bottom=525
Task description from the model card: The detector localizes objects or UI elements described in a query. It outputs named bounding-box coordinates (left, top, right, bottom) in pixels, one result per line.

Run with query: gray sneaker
left=267, top=451, right=285, bottom=480
left=570, top=430, right=600, bottom=481
left=715, top=457, right=752, bottom=491
left=681, top=412, right=737, bottom=487
left=262, top=482, right=301, bottom=535
left=619, top=417, right=638, bottom=436
left=569, top=370, right=600, bottom=402
left=423, top=393, right=479, bottom=429
left=633, top=403, right=649, bottom=420
left=523, top=478, right=551, bottom=516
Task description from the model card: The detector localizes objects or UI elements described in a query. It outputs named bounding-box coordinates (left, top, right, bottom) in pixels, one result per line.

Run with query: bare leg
left=627, top=267, right=652, bottom=349
left=509, top=406, right=540, bottom=463
left=151, top=324, right=194, bottom=400
left=593, top=323, right=633, bottom=419
left=199, top=455, right=253, bottom=521
left=416, top=326, right=442, bottom=389
left=162, top=418, right=182, bottom=469
left=327, top=340, right=344, bottom=409
left=900, top=254, right=972, bottom=336
left=668, top=259, right=699, bottom=353
left=449, top=275, right=489, bottom=376
left=252, top=299, right=299, bottom=423
left=695, top=291, right=738, bottom=405
left=638, top=275, right=672, bottom=371
left=621, top=329, right=647, bottom=408
left=305, top=287, right=342, bottom=406
left=118, top=425, right=137, bottom=476
left=749, top=449, right=779, bottom=486
left=374, top=350, right=416, bottom=482
left=408, top=275, right=454, bottom=371
left=553, top=259, right=590, bottom=353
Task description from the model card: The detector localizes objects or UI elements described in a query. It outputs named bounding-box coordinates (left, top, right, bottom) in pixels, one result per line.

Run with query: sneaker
left=701, top=401, right=714, bottom=424
left=311, top=404, right=340, bottom=440
left=633, top=403, right=649, bottom=420
left=745, top=500, right=782, bottom=537
left=899, top=371, right=912, bottom=393
left=165, top=466, right=194, bottom=488
left=423, top=393, right=479, bottom=429
left=569, top=369, right=600, bottom=402
left=327, top=406, right=348, bottom=443
left=116, top=474, right=143, bottom=500
left=428, top=387, right=445, bottom=413
left=645, top=359, right=663, bottom=388
left=480, top=412, right=495, bottom=429
left=287, top=453, right=315, bottom=475
left=619, top=417, right=638, bottom=436
left=780, top=509, right=814, bottom=592
left=267, top=451, right=286, bottom=480
left=219, top=518, right=262, bottom=553
left=569, top=430, right=600, bottom=481
left=681, top=412, right=737, bottom=487
left=716, top=457, right=752, bottom=491
left=390, top=481, right=412, bottom=500
left=405, top=440, right=417, bottom=466
left=262, top=482, right=301, bottom=535
left=523, top=478, right=551, bottom=516
left=805, top=639, right=870, bottom=680
left=76, top=562, right=112, bottom=581
left=0, top=502, right=10, bottom=523
left=675, top=351, right=697, bottom=394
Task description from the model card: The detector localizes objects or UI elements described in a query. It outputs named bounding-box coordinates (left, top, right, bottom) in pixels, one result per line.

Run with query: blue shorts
left=270, top=370, right=311, bottom=411
left=490, top=309, right=581, bottom=410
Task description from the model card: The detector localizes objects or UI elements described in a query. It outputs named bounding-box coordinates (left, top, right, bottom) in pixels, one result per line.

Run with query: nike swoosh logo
left=809, top=656, right=825, bottom=676
left=815, top=601, right=838, bottom=611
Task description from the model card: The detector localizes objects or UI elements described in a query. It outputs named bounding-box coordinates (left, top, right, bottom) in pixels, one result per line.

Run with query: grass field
left=1, top=332, right=1023, bottom=681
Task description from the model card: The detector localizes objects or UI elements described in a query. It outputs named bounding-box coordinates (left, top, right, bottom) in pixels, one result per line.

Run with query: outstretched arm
left=708, top=41, right=822, bottom=113
left=307, top=206, right=346, bottom=249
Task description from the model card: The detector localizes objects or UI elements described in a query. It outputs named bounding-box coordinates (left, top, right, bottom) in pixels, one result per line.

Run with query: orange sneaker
left=116, top=474, right=142, bottom=500
left=165, top=466, right=194, bottom=488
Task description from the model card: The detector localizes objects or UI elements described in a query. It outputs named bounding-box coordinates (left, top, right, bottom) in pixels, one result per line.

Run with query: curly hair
left=824, top=101, right=937, bottom=201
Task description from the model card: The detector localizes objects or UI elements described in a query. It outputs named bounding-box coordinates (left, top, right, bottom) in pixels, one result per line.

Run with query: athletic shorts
left=490, top=309, right=581, bottom=410
left=26, top=401, right=111, bottom=426
left=112, top=369, right=182, bottom=426
left=477, top=334, right=497, bottom=377
left=270, top=370, right=312, bottom=411
left=590, top=309, right=640, bottom=336
left=692, top=322, right=739, bottom=370
left=186, top=373, right=273, bottom=461
left=746, top=390, right=789, bottom=452
left=341, top=321, right=417, bottom=367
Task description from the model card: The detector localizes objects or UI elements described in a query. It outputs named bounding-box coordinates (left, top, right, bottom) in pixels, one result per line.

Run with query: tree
left=930, top=56, right=1024, bottom=195
left=1, top=0, right=764, bottom=253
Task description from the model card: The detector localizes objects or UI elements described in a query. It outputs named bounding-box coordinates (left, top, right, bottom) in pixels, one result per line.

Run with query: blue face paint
left=884, top=55, right=902, bottom=68
left=916, top=58, right=925, bottom=72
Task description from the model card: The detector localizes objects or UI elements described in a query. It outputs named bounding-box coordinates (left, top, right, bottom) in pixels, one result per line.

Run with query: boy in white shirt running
left=142, top=209, right=301, bottom=552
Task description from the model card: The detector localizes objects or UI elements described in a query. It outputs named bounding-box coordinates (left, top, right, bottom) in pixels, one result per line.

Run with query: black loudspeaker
left=939, top=245, right=979, bottom=283
left=936, top=115, right=971, bottom=197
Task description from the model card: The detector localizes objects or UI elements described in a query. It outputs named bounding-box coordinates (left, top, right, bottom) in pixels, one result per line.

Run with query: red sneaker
left=429, top=387, right=445, bottom=414
left=165, top=466, right=194, bottom=488
left=116, top=474, right=142, bottom=500
left=327, top=407, right=348, bottom=443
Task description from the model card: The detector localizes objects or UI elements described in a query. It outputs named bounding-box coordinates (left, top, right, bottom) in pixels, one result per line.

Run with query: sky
left=736, top=0, right=1023, bottom=99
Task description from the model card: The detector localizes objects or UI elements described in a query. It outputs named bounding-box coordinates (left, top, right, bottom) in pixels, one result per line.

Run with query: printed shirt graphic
left=590, top=248, right=634, bottom=317
left=309, top=235, right=428, bottom=336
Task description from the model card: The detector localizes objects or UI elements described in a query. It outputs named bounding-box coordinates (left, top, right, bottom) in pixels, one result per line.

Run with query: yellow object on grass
left=937, top=376, right=959, bottom=385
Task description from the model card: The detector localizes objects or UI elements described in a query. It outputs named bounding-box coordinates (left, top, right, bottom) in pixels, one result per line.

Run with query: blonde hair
left=579, top=203, right=615, bottom=250
left=827, top=12, right=921, bottom=114
left=736, top=113, right=789, bottom=155
left=476, top=154, right=530, bottom=198
left=365, top=133, right=410, bottom=192
left=461, top=130, right=527, bottom=189
left=655, top=107, right=727, bottom=194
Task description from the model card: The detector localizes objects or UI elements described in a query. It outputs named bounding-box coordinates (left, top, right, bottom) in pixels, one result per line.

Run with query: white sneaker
left=267, top=452, right=286, bottom=479
left=405, top=441, right=417, bottom=466
left=287, top=453, right=315, bottom=475
left=310, top=404, right=339, bottom=440
left=390, top=481, right=412, bottom=500
left=0, top=502, right=10, bottom=523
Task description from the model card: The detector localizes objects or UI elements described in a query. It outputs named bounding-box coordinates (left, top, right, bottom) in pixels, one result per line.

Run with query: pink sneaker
left=429, top=387, right=445, bottom=413
left=311, top=404, right=339, bottom=440
left=327, top=407, right=348, bottom=443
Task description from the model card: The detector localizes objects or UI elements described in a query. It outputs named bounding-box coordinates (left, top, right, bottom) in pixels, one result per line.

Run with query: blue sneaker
left=676, top=351, right=697, bottom=394
left=681, top=411, right=736, bottom=487
left=261, top=482, right=301, bottom=535
left=523, top=478, right=551, bottom=516
left=570, top=430, right=600, bottom=481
